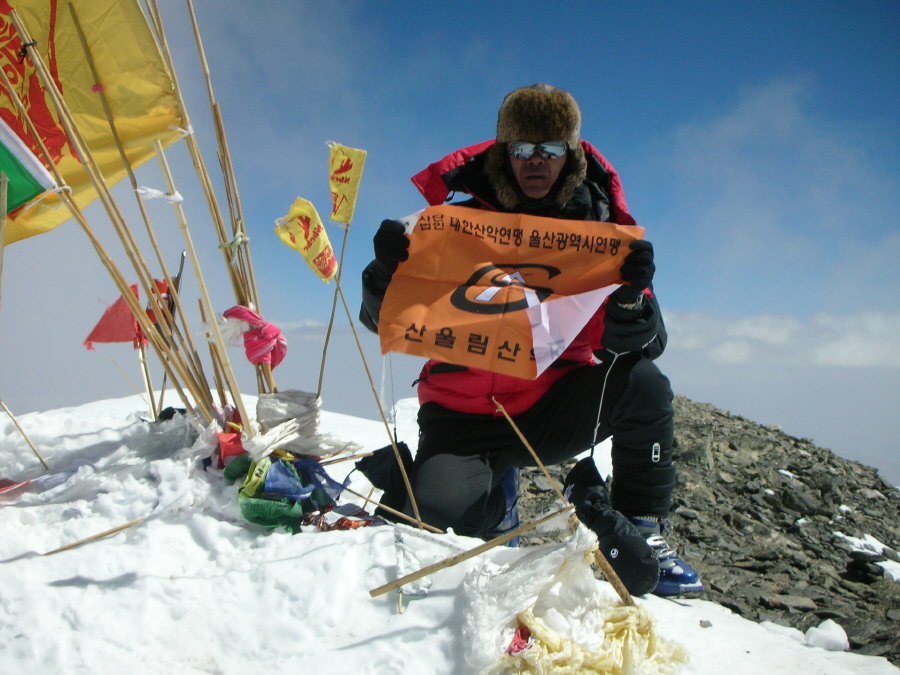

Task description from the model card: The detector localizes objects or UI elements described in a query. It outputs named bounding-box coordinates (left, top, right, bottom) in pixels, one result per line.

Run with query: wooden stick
left=369, top=505, right=573, bottom=598
left=491, top=397, right=634, bottom=606
left=317, top=227, right=350, bottom=398
left=42, top=517, right=145, bottom=556
left=5, top=14, right=208, bottom=423
left=0, top=171, right=7, bottom=310
left=154, top=140, right=254, bottom=436
left=334, top=281, right=424, bottom=527
left=0, top=399, right=50, bottom=471
left=342, top=486, right=443, bottom=534
left=73, top=0, right=210, bottom=399
left=136, top=342, right=159, bottom=420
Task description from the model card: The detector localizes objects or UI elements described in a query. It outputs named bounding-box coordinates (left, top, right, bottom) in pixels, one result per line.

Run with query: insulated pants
left=408, top=354, right=676, bottom=538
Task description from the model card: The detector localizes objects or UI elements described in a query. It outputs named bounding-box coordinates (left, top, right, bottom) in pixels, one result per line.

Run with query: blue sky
left=2, top=1, right=898, bottom=481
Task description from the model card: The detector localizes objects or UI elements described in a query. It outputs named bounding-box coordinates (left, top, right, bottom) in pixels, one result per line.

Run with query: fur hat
left=496, top=83, right=582, bottom=149
left=486, top=83, right=587, bottom=211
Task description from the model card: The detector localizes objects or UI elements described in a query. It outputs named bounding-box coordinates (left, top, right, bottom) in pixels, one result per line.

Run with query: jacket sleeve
left=359, top=260, right=392, bottom=333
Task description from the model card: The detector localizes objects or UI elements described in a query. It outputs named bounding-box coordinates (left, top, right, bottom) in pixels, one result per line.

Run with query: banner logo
left=450, top=263, right=559, bottom=314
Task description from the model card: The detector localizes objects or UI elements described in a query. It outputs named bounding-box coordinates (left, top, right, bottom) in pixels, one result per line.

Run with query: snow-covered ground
left=1, top=393, right=897, bottom=674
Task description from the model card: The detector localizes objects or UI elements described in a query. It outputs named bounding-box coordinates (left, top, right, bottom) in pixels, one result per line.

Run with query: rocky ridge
left=517, top=395, right=900, bottom=665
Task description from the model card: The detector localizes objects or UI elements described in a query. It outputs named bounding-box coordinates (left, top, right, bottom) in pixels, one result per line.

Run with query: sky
left=1, top=393, right=898, bottom=674
left=1, top=1, right=899, bottom=481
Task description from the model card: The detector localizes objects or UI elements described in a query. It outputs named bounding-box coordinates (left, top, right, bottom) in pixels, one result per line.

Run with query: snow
left=833, top=531, right=900, bottom=582
left=1, top=393, right=898, bottom=675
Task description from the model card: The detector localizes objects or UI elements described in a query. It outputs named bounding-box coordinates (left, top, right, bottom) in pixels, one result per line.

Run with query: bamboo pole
left=153, top=140, right=254, bottom=436
left=0, top=399, right=50, bottom=471
left=317, top=227, right=350, bottom=398
left=3, top=16, right=207, bottom=423
left=334, top=280, right=424, bottom=527
left=0, top=171, right=7, bottom=309
left=136, top=342, right=159, bottom=420
left=342, top=485, right=443, bottom=534
left=42, top=517, right=146, bottom=556
left=492, top=397, right=634, bottom=607
left=147, top=0, right=272, bottom=395
left=185, top=0, right=260, bottom=308
left=68, top=3, right=211, bottom=404
left=369, top=505, right=574, bottom=598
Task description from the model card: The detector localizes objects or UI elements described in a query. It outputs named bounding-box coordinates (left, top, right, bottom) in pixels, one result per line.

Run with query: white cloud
left=646, top=77, right=900, bottom=316
left=665, top=309, right=900, bottom=368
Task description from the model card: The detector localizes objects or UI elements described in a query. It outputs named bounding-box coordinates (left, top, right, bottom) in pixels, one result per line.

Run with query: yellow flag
left=327, top=141, right=366, bottom=227
left=275, top=197, right=337, bottom=282
left=0, top=0, right=185, bottom=244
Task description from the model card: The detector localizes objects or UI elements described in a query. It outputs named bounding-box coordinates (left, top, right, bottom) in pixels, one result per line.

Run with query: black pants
left=408, top=354, right=675, bottom=537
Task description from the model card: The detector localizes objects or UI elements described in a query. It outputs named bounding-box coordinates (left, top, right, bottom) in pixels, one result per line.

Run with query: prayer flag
left=0, top=116, right=55, bottom=212
left=0, top=0, right=185, bottom=244
left=275, top=197, right=338, bottom=282
left=327, top=141, right=366, bottom=227
left=378, top=205, right=644, bottom=380
left=84, top=284, right=145, bottom=350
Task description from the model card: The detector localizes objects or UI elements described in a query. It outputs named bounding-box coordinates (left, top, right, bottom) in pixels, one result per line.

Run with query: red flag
left=84, top=284, right=145, bottom=350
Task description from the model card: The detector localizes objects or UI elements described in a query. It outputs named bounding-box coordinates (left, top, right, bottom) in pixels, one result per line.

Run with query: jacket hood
left=410, top=140, right=637, bottom=225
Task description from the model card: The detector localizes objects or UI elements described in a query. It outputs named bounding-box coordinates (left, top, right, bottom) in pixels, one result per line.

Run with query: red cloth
left=222, top=306, right=287, bottom=368
left=84, top=284, right=145, bottom=350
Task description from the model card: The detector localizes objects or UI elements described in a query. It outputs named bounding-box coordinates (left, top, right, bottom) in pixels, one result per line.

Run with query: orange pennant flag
left=327, top=141, right=366, bottom=227
left=0, top=0, right=185, bottom=244
left=275, top=197, right=338, bottom=282
left=378, top=205, right=644, bottom=380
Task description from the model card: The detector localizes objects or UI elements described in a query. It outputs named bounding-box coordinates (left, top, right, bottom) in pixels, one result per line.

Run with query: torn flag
left=275, top=197, right=337, bottom=282
left=327, top=141, right=366, bottom=227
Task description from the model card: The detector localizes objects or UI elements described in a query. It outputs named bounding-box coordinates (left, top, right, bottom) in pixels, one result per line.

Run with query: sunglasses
left=507, top=141, right=568, bottom=160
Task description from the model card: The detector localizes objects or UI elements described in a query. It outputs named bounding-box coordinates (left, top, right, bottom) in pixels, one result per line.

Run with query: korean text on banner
left=378, top=205, right=644, bottom=380
left=275, top=197, right=338, bottom=282
left=327, top=141, right=366, bottom=227
left=0, top=0, right=185, bottom=244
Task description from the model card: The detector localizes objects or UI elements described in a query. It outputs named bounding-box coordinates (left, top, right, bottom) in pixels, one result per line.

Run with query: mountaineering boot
left=630, top=516, right=704, bottom=596
left=563, top=458, right=660, bottom=595
left=484, top=467, right=521, bottom=546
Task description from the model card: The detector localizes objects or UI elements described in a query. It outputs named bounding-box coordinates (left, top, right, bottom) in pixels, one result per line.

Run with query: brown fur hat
left=486, top=83, right=587, bottom=210
left=496, top=83, right=582, bottom=148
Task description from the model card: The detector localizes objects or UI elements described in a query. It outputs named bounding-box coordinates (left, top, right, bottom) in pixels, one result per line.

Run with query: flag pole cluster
left=0, top=0, right=280, bottom=438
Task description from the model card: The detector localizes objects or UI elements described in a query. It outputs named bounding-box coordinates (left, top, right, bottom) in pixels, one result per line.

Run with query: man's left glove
left=373, top=219, right=409, bottom=274
left=619, top=240, right=654, bottom=290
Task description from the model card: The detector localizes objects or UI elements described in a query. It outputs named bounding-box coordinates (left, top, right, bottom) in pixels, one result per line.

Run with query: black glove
left=563, top=456, right=605, bottom=507
left=564, top=458, right=660, bottom=596
left=373, top=219, right=409, bottom=274
left=619, top=240, right=654, bottom=290
left=600, top=297, right=660, bottom=355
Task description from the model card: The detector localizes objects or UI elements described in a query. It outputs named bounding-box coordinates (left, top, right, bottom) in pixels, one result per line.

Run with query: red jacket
left=412, top=140, right=644, bottom=416
left=360, top=140, right=658, bottom=417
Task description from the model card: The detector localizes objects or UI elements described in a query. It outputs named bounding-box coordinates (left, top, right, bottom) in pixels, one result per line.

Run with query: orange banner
left=1, top=0, right=184, bottom=244
left=379, top=205, right=644, bottom=379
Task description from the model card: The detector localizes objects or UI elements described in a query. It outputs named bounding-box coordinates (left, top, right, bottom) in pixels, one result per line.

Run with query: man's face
left=508, top=145, right=567, bottom=199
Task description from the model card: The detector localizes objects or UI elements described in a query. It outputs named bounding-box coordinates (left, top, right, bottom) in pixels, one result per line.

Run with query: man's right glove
left=373, top=219, right=410, bottom=274
left=563, top=457, right=660, bottom=596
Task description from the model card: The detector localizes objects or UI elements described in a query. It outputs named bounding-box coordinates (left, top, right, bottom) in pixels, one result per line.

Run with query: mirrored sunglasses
left=507, top=141, right=568, bottom=160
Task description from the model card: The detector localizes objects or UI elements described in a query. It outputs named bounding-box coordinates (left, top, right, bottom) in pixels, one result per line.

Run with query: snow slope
left=0, top=394, right=896, bottom=674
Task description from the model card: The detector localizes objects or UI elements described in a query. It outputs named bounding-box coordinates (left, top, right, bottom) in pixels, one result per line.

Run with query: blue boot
left=631, top=516, right=703, bottom=596
left=486, top=467, right=520, bottom=547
